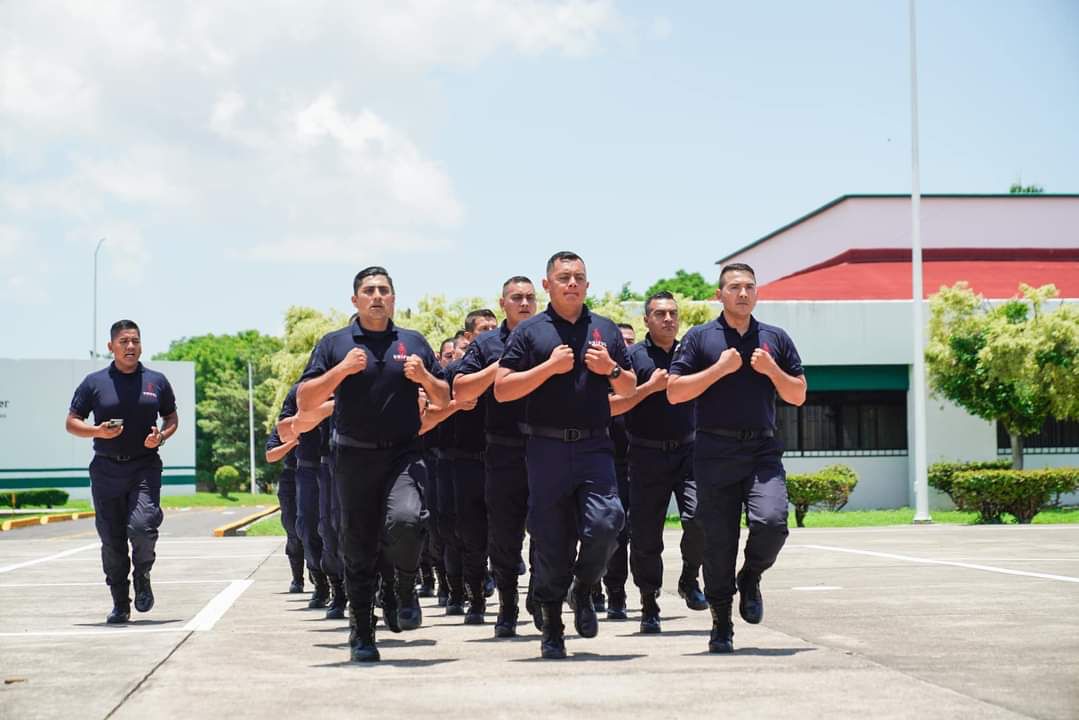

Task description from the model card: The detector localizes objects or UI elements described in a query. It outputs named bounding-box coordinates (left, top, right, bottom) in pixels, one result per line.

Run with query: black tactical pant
left=89, top=454, right=164, bottom=589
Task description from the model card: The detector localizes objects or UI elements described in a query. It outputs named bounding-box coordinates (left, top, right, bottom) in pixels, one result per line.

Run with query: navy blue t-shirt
left=456, top=321, right=526, bottom=438
left=69, top=362, right=176, bottom=457
left=625, top=335, right=696, bottom=441
left=668, top=314, right=803, bottom=432
left=499, top=304, right=632, bottom=430
left=265, top=425, right=297, bottom=470
left=446, top=358, right=487, bottom=453
left=300, top=319, right=443, bottom=445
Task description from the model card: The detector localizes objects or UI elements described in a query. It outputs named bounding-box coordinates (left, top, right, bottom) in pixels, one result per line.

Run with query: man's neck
left=549, top=301, right=583, bottom=324
left=649, top=333, right=675, bottom=353
left=112, top=360, right=139, bottom=374
left=722, top=310, right=751, bottom=336
left=359, top=316, right=390, bottom=333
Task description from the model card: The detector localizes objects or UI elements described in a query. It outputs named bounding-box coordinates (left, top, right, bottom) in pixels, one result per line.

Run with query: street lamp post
left=248, top=360, right=257, bottom=497
left=92, top=238, right=106, bottom=360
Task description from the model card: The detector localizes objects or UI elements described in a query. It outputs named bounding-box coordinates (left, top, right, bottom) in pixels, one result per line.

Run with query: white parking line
left=0, top=543, right=98, bottom=574
left=0, top=579, right=238, bottom=589
left=795, top=544, right=1079, bottom=584
left=182, top=579, right=253, bottom=631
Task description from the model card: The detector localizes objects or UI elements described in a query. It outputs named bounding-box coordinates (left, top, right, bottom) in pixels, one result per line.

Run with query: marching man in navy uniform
left=667, top=263, right=806, bottom=653
left=66, top=320, right=178, bottom=624
left=298, top=266, right=449, bottom=662
left=495, top=251, right=635, bottom=659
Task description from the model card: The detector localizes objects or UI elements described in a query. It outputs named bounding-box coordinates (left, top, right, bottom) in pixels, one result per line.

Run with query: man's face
left=453, top=336, right=469, bottom=360
left=467, top=316, right=498, bottom=340
left=108, top=329, right=142, bottom=369
left=351, top=275, right=395, bottom=323
left=644, top=298, right=679, bottom=341
left=542, top=260, right=588, bottom=309
left=620, top=326, right=636, bottom=347
left=439, top=341, right=455, bottom=368
left=716, top=271, right=757, bottom=318
left=498, top=282, right=537, bottom=327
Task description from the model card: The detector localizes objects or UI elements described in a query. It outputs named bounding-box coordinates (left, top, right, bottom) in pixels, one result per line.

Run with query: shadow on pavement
left=511, top=652, right=647, bottom=663
left=311, top=658, right=458, bottom=669
left=74, top=618, right=186, bottom=628
left=682, top=647, right=817, bottom=657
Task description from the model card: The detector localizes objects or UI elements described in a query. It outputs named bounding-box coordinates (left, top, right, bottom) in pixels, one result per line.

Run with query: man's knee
left=582, top=497, right=625, bottom=546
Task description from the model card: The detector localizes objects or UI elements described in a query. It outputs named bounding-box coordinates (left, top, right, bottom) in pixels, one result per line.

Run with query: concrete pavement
left=1, top=523, right=1077, bottom=719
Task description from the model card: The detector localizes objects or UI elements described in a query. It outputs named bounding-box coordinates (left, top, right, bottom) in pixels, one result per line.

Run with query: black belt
left=440, top=448, right=485, bottom=461
left=485, top=433, right=526, bottom=448
left=519, top=424, right=609, bottom=443
left=296, top=459, right=320, bottom=469
left=94, top=451, right=156, bottom=463
left=698, top=427, right=774, bottom=441
left=629, top=432, right=696, bottom=451
left=332, top=431, right=406, bottom=450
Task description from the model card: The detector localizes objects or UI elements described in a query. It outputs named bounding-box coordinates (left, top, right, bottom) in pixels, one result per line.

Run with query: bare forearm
left=494, top=364, right=555, bottom=403
left=160, top=412, right=179, bottom=440
left=609, top=370, right=637, bottom=398
left=453, top=362, right=498, bottom=403
left=772, top=371, right=807, bottom=406
left=610, top=383, right=654, bottom=417
left=265, top=438, right=298, bottom=463
left=421, top=376, right=450, bottom=408
left=297, top=369, right=344, bottom=412
left=65, top=415, right=98, bottom=438
left=667, top=365, right=728, bottom=404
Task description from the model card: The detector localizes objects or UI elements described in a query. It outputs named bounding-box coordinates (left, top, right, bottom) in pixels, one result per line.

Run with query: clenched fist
left=340, top=347, right=368, bottom=375
left=715, top=347, right=743, bottom=376
left=584, top=345, right=617, bottom=376
left=403, top=354, right=428, bottom=383
left=750, top=348, right=778, bottom=377
left=548, top=344, right=575, bottom=375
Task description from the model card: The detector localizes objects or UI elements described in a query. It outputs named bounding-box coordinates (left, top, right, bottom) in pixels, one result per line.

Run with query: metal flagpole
left=248, top=360, right=258, bottom=498
left=92, top=238, right=106, bottom=360
left=909, top=0, right=931, bottom=523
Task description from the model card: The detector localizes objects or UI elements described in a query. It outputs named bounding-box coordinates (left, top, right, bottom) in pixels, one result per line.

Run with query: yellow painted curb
left=0, top=511, right=95, bottom=532
left=212, top=505, right=280, bottom=537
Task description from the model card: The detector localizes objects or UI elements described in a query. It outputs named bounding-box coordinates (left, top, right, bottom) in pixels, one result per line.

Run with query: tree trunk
left=1010, top=433, right=1023, bottom=470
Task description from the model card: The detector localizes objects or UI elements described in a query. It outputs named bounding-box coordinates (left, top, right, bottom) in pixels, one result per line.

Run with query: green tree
left=644, top=269, right=715, bottom=301
left=265, top=306, right=350, bottom=424
left=213, top=465, right=241, bottom=498
left=155, top=331, right=282, bottom=490
left=1008, top=182, right=1044, bottom=194
left=925, top=283, right=1079, bottom=468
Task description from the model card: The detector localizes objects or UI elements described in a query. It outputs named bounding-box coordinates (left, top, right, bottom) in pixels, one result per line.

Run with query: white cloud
left=99, top=225, right=152, bottom=284
left=0, top=226, right=49, bottom=305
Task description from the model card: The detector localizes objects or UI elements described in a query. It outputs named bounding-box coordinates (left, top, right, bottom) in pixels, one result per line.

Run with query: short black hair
left=616, top=323, right=634, bottom=332
left=718, top=263, right=755, bottom=288
left=353, top=266, right=394, bottom=294
left=502, top=275, right=533, bottom=292
left=453, top=330, right=467, bottom=341
left=110, top=320, right=140, bottom=339
left=464, top=308, right=497, bottom=332
left=546, top=251, right=583, bottom=273
left=440, top=338, right=455, bottom=353
left=644, top=290, right=676, bottom=316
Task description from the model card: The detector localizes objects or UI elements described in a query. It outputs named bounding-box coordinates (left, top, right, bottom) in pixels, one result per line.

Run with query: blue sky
left=3, top=0, right=1077, bottom=359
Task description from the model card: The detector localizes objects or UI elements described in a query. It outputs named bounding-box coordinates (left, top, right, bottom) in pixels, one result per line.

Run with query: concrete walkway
left=2, top=523, right=1077, bottom=719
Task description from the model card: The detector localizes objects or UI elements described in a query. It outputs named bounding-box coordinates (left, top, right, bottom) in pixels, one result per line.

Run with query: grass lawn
left=664, top=506, right=1079, bottom=528
left=243, top=513, right=287, bottom=536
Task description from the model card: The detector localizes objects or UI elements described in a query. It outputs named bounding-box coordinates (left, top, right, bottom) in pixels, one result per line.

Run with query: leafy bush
left=214, top=465, right=241, bottom=498
left=928, top=460, right=1011, bottom=504
left=950, top=467, right=1079, bottom=523
left=786, top=464, right=859, bottom=528
left=0, top=489, right=71, bottom=509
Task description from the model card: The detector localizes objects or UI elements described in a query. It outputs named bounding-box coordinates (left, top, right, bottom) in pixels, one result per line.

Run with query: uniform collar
left=643, top=333, right=678, bottom=355
left=352, top=318, right=397, bottom=338
left=716, top=313, right=757, bottom=335
left=544, top=302, right=591, bottom=325
left=499, top=320, right=512, bottom=341
left=109, top=361, right=143, bottom=376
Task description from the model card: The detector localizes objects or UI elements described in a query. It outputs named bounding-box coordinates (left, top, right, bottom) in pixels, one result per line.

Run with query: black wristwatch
left=608, top=366, right=622, bottom=380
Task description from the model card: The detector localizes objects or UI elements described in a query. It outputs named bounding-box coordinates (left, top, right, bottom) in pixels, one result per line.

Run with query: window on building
left=778, top=391, right=907, bottom=457
left=996, top=418, right=1079, bottom=455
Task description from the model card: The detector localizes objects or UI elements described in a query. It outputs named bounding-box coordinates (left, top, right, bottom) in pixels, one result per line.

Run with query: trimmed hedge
left=214, top=465, right=241, bottom=498
left=928, top=460, right=1011, bottom=501
left=0, top=489, right=71, bottom=509
left=950, top=468, right=1079, bottom=524
left=786, top=464, right=859, bottom=528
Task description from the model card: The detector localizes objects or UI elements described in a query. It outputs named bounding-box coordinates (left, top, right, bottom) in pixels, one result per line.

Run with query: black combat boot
left=591, top=582, right=607, bottom=613
left=308, top=570, right=330, bottom=609
left=106, top=583, right=131, bottom=625
left=132, top=569, right=154, bottom=613
left=379, top=573, right=402, bottom=633
left=288, top=555, right=305, bottom=593
left=640, top=591, right=662, bottom=634
left=606, top=587, right=627, bottom=620
left=435, top=565, right=449, bottom=607
left=678, top=565, right=708, bottom=611
left=494, top=588, right=519, bottom=638
left=525, top=574, right=542, bottom=630
left=483, top=570, right=496, bottom=599
left=397, top=572, right=423, bottom=630
left=708, top=601, right=735, bottom=654
left=464, top=577, right=486, bottom=625
left=349, top=603, right=380, bottom=663
left=418, top=564, right=436, bottom=598
left=566, top=578, right=597, bottom=638
left=325, top=576, right=347, bottom=620
left=539, top=602, right=566, bottom=659
left=445, top=576, right=465, bottom=616
left=736, top=568, right=764, bottom=624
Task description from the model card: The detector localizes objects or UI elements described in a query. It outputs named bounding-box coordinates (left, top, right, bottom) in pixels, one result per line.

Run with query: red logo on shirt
left=142, top=382, right=157, bottom=398
left=761, top=341, right=771, bottom=354
left=589, top=329, right=606, bottom=348
left=392, top=342, right=409, bottom=362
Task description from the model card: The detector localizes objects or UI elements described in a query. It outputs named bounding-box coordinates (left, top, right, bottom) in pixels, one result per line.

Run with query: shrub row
left=786, top=464, right=859, bottom=528
left=950, top=468, right=1079, bottom=524
left=927, top=459, right=1011, bottom=498
left=0, top=489, right=71, bottom=509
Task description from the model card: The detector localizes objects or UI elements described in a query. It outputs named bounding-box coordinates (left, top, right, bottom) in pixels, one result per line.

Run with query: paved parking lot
left=1, top=517, right=1076, bottom=719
